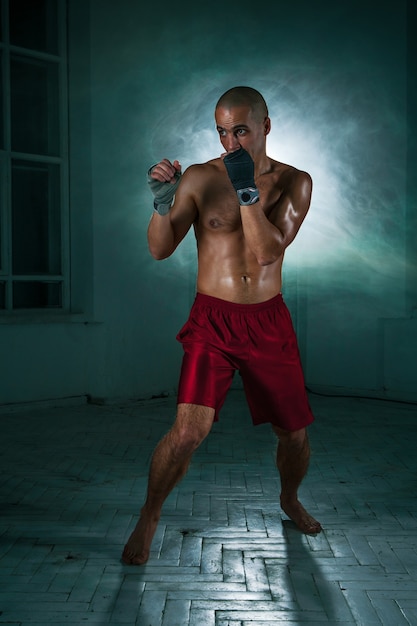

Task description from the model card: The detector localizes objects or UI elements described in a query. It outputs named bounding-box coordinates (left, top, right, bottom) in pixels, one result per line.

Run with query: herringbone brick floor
left=1, top=389, right=417, bottom=625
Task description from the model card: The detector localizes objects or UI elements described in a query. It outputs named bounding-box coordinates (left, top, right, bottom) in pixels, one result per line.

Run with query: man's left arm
left=241, top=170, right=312, bottom=265
left=223, top=148, right=312, bottom=266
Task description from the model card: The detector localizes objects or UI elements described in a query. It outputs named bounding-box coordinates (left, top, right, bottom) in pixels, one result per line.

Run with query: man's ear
left=264, top=117, right=271, bottom=136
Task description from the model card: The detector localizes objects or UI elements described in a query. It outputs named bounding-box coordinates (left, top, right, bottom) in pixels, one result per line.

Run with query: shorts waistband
left=193, top=292, right=283, bottom=313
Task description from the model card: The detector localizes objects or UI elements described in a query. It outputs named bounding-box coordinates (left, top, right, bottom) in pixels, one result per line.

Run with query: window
left=0, top=0, right=68, bottom=312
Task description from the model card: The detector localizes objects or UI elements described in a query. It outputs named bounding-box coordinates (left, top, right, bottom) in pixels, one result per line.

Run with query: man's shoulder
left=185, top=157, right=223, bottom=174
left=269, top=158, right=312, bottom=189
left=174, top=159, right=225, bottom=203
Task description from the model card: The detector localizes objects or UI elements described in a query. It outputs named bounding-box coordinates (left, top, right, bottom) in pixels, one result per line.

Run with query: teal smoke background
left=102, top=0, right=410, bottom=280
left=88, top=0, right=416, bottom=397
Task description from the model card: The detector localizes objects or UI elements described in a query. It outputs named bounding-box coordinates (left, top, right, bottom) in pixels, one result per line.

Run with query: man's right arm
left=147, top=160, right=198, bottom=260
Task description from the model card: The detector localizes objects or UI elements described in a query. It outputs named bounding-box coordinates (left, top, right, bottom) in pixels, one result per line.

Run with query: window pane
left=0, top=282, right=5, bottom=308
left=9, top=0, right=58, bottom=54
left=12, top=160, right=61, bottom=275
left=11, top=56, right=60, bottom=155
left=0, top=52, right=3, bottom=149
left=0, top=164, right=3, bottom=271
left=13, top=280, right=62, bottom=308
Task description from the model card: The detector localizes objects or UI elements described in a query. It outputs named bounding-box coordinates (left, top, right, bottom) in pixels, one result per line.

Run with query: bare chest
left=196, top=189, right=279, bottom=237
left=197, top=183, right=242, bottom=233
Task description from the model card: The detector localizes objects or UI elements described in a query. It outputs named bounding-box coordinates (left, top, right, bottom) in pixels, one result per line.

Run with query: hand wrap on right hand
left=223, top=147, right=259, bottom=206
left=147, top=166, right=182, bottom=215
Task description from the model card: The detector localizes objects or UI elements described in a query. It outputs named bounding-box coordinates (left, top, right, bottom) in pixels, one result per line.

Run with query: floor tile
left=1, top=391, right=417, bottom=625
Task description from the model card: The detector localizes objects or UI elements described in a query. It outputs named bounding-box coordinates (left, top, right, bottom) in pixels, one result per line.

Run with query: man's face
left=215, top=105, right=269, bottom=158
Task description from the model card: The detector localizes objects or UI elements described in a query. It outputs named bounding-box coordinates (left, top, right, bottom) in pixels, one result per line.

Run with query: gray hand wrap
left=147, top=165, right=182, bottom=215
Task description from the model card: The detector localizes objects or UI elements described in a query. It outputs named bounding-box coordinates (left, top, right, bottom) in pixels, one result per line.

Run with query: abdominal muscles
left=196, top=234, right=283, bottom=304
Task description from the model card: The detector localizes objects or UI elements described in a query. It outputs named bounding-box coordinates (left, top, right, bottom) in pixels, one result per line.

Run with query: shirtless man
left=122, top=86, right=321, bottom=566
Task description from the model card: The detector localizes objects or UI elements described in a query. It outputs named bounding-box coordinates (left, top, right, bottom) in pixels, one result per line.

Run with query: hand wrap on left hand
left=223, top=147, right=260, bottom=205
left=147, top=166, right=182, bottom=215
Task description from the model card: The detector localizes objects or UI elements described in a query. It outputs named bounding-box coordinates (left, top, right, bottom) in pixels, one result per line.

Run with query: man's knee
left=272, top=425, right=308, bottom=448
left=170, top=403, right=214, bottom=455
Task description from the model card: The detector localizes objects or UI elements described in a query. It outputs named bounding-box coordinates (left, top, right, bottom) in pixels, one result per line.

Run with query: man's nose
left=225, top=135, right=240, bottom=152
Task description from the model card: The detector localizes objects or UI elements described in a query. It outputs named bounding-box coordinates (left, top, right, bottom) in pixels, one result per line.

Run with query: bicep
left=272, top=171, right=312, bottom=247
left=169, top=172, right=199, bottom=247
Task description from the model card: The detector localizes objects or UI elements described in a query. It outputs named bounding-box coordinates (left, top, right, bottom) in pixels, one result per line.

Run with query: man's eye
left=237, top=129, right=246, bottom=135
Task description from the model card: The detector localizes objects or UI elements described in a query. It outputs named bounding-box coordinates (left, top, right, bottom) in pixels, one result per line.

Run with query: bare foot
left=281, top=497, right=322, bottom=534
left=121, top=511, right=160, bottom=565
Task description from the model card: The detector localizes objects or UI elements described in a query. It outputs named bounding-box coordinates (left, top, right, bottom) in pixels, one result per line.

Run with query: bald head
left=215, top=86, right=269, bottom=123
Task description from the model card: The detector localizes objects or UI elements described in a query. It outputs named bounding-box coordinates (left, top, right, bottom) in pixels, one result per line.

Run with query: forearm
left=147, top=212, right=176, bottom=260
left=223, top=148, right=311, bottom=266
left=240, top=205, right=284, bottom=266
left=223, top=147, right=282, bottom=264
left=146, top=158, right=183, bottom=260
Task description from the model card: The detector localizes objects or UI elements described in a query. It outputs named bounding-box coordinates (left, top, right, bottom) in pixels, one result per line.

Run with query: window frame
left=0, top=0, right=70, bottom=316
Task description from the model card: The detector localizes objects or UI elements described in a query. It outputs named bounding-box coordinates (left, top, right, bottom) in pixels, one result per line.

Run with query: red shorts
left=176, top=293, right=314, bottom=431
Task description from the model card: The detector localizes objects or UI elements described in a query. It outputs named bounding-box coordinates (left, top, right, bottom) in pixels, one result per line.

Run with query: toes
left=121, top=545, right=149, bottom=566
left=281, top=500, right=322, bottom=535
left=304, top=522, right=322, bottom=534
left=132, top=555, right=148, bottom=565
left=299, top=517, right=322, bottom=534
left=121, top=550, right=133, bottom=564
